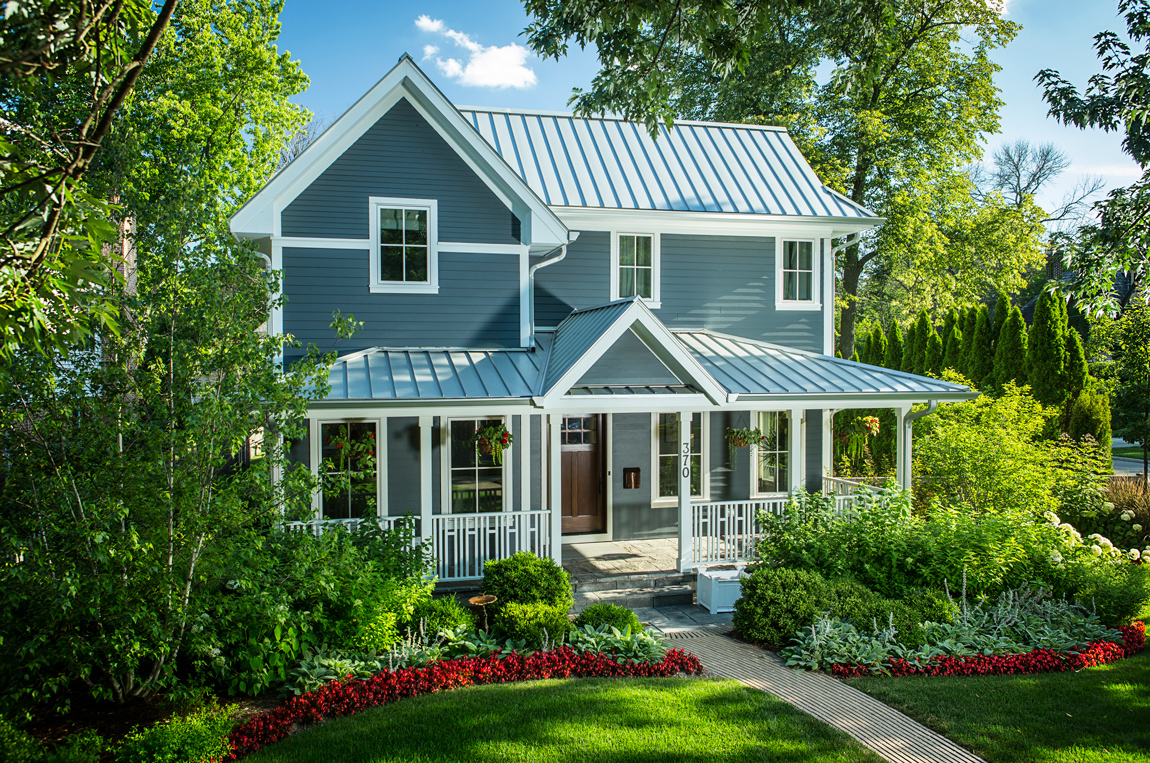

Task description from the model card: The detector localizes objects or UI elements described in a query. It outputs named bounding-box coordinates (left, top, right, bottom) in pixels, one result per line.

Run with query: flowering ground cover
left=847, top=646, right=1150, bottom=763
left=245, top=677, right=884, bottom=763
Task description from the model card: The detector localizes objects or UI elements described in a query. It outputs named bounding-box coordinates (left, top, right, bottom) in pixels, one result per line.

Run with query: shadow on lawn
left=849, top=651, right=1150, bottom=763
left=248, top=677, right=880, bottom=763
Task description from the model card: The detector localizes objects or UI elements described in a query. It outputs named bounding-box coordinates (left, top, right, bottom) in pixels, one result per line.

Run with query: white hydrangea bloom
left=1091, top=545, right=1103, bottom=555
left=1134, top=524, right=1143, bottom=532
left=1044, top=511, right=1061, bottom=525
left=1049, top=551, right=1064, bottom=563
left=1130, top=549, right=1142, bottom=561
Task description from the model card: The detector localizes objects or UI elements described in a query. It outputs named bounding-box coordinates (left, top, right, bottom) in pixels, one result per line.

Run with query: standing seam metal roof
left=459, top=108, right=878, bottom=219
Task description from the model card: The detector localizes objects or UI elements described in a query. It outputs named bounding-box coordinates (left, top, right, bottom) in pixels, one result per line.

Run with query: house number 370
left=681, top=443, right=691, bottom=478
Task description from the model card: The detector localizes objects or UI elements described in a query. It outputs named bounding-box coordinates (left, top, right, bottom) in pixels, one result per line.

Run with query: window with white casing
left=369, top=197, right=438, bottom=294
left=653, top=412, right=707, bottom=503
left=448, top=418, right=505, bottom=514
left=319, top=421, right=378, bottom=519
left=776, top=239, right=819, bottom=310
left=612, top=233, right=660, bottom=307
left=752, top=411, right=790, bottom=496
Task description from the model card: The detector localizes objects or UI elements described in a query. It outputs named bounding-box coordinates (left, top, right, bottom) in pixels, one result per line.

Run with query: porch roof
left=674, top=331, right=975, bottom=402
left=319, top=329, right=974, bottom=404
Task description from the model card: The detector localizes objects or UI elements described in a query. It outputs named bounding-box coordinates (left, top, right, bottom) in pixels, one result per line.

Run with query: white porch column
left=418, top=415, right=433, bottom=544
left=821, top=410, right=834, bottom=485
left=895, top=405, right=911, bottom=490
left=677, top=410, right=693, bottom=573
left=377, top=417, right=389, bottom=518
left=548, top=414, right=563, bottom=565
left=788, top=407, right=803, bottom=493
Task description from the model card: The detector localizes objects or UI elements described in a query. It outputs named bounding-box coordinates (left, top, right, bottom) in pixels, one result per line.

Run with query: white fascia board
left=551, top=208, right=882, bottom=237
left=229, top=56, right=568, bottom=247
left=539, top=301, right=727, bottom=407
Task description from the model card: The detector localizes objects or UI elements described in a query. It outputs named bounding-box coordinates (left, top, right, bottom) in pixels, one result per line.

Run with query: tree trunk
left=839, top=242, right=863, bottom=359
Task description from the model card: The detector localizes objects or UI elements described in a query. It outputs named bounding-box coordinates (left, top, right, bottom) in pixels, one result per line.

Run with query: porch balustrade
left=689, top=499, right=784, bottom=565
left=431, top=510, right=551, bottom=581
left=283, top=515, right=414, bottom=535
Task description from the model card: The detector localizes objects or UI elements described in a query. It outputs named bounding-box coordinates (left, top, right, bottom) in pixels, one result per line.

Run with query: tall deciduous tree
left=1028, top=290, right=1070, bottom=406
left=1037, top=0, right=1150, bottom=311
left=0, top=0, right=316, bottom=705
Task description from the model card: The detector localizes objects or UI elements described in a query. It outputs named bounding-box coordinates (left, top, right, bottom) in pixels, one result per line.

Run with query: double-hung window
left=777, top=239, right=818, bottom=309
left=369, top=197, right=438, bottom=293
left=654, top=412, right=706, bottom=502
left=753, top=411, right=789, bottom=495
left=448, top=418, right=505, bottom=513
left=612, top=233, right=660, bottom=306
left=319, top=421, right=378, bottom=519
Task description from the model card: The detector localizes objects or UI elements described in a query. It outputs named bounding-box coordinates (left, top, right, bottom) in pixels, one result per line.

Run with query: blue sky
left=277, top=0, right=1141, bottom=214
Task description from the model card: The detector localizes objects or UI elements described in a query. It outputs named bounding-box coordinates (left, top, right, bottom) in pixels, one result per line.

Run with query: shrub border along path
left=226, top=647, right=702, bottom=760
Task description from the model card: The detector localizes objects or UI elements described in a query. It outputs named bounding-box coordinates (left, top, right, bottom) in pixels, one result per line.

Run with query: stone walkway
left=679, top=630, right=986, bottom=763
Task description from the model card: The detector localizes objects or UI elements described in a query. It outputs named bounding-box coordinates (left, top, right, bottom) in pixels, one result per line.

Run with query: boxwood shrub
left=408, top=595, right=476, bottom=636
left=733, top=567, right=831, bottom=645
left=482, top=552, right=572, bottom=612
left=493, top=602, right=572, bottom=647
left=573, top=603, right=642, bottom=633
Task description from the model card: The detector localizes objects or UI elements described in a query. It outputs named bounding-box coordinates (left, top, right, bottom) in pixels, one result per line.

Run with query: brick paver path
left=677, top=632, right=987, bottom=763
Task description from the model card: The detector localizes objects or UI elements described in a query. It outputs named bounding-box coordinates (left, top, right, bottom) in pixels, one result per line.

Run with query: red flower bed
left=226, top=647, right=703, bottom=760
left=831, top=621, right=1146, bottom=679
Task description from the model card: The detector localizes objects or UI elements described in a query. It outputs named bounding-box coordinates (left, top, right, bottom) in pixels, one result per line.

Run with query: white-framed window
left=652, top=412, right=708, bottom=504
left=368, top=196, right=438, bottom=294
left=775, top=238, right=820, bottom=310
left=317, top=420, right=379, bottom=519
left=611, top=232, right=660, bottom=307
left=752, top=411, right=790, bottom=496
left=447, top=417, right=506, bottom=514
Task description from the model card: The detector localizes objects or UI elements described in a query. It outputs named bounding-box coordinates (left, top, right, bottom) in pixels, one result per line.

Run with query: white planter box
left=696, top=567, right=747, bottom=614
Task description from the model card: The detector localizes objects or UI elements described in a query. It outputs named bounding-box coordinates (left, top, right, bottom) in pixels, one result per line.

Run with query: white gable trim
left=230, top=56, right=568, bottom=247
left=535, top=301, right=728, bottom=408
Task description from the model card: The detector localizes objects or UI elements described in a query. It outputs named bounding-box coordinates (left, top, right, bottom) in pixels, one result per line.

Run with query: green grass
left=248, top=677, right=883, bottom=763
left=847, top=650, right=1150, bottom=763
left=1113, top=445, right=1147, bottom=460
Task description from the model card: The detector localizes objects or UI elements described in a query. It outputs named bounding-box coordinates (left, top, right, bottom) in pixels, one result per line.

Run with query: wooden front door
left=561, top=415, right=607, bottom=535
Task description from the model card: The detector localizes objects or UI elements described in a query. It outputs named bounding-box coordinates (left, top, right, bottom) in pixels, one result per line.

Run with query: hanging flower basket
left=726, top=426, right=767, bottom=458
left=471, top=423, right=514, bottom=465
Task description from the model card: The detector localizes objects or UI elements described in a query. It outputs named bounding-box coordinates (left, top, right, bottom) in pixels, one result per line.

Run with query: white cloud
left=413, top=16, right=537, bottom=90
left=1070, top=164, right=1145, bottom=180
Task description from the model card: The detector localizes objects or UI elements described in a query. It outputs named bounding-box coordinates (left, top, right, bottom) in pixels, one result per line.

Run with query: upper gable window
left=776, top=238, right=819, bottom=311
left=611, top=233, right=661, bottom=308
left=369, top=197, right=438, bottom=294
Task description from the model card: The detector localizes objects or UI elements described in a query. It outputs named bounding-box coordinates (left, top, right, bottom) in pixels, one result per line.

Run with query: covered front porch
left=293, top=298, right=975, bottom=582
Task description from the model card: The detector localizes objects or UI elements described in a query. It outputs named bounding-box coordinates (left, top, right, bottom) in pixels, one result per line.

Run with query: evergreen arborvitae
left=1068, top=391, right=1112, bottom=454
left=1028, top=290, right=1069, bottom=406
left=910, top=311, right=930, bottom=375
left=901, top=319, right=919, bottom=372
left=925, top=328, right=944, bottom=377
left=850, top=349, right=861, bottom=363
left=943, top=322, right=964, bottom=373
left=992, top=291, right=1011, bottom=354
left=883, top=322, right=904, bottom=371
left=969, top=305, right=994, bottom=387
left=867, top=324, right=887, bottom=366
left=1066, top=328, right=1088, bottom=401
left=992, top=305, right=1028, bottom=390
left=941, top=307, right=959, bottom=358
left=959, top=306, right=978, bottom=377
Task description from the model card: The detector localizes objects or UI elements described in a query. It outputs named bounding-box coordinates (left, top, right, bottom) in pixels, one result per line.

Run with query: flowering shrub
left=830, top=622, right=1145, bottom=678
left=227, top=647, right=703, bottom=759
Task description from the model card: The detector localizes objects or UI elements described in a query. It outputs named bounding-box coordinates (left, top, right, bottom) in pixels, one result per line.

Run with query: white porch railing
left=432, top=510, right=551, bottom=581
left=283, top=515, right=416, bottom=536
left=690, top=499, right=785, bottom=565
left=822, top=476, right=896, bottom=516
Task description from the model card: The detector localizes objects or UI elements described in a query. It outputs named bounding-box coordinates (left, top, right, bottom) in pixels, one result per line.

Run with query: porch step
left=573, top=584, right=696, bottom=612
left=570, top=571, right=695, bottom=593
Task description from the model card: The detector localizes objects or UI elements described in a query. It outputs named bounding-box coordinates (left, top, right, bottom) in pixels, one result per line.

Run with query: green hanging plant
left=471, top=422, right=514, bottom=465
left=726, top=426, right=766, bottom=459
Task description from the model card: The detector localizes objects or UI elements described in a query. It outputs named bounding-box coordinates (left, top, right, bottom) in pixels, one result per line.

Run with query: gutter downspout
left=526, top=231, right=580, bottom=347
left=901, top=400, right=938, bottom=491
left=832, top=232, right=861, bottom=257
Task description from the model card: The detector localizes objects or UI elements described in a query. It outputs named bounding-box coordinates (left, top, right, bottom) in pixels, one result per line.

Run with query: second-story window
left=369, top=197, right=438, bottom=294
left=782, top=240, right=814, bottom=301
left=612, top=233, right=660, bottom=306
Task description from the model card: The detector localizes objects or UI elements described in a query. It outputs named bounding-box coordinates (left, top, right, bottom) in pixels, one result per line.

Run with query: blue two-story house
left=230, top=55, right=974, bottom=581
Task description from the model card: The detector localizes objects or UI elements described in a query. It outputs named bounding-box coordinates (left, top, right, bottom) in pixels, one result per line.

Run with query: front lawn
left=847, top=649, right=1150, bottom=763
left=1113, top=445, right=1147, bottom=461
left=247, top=677, right=883, bottom=763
